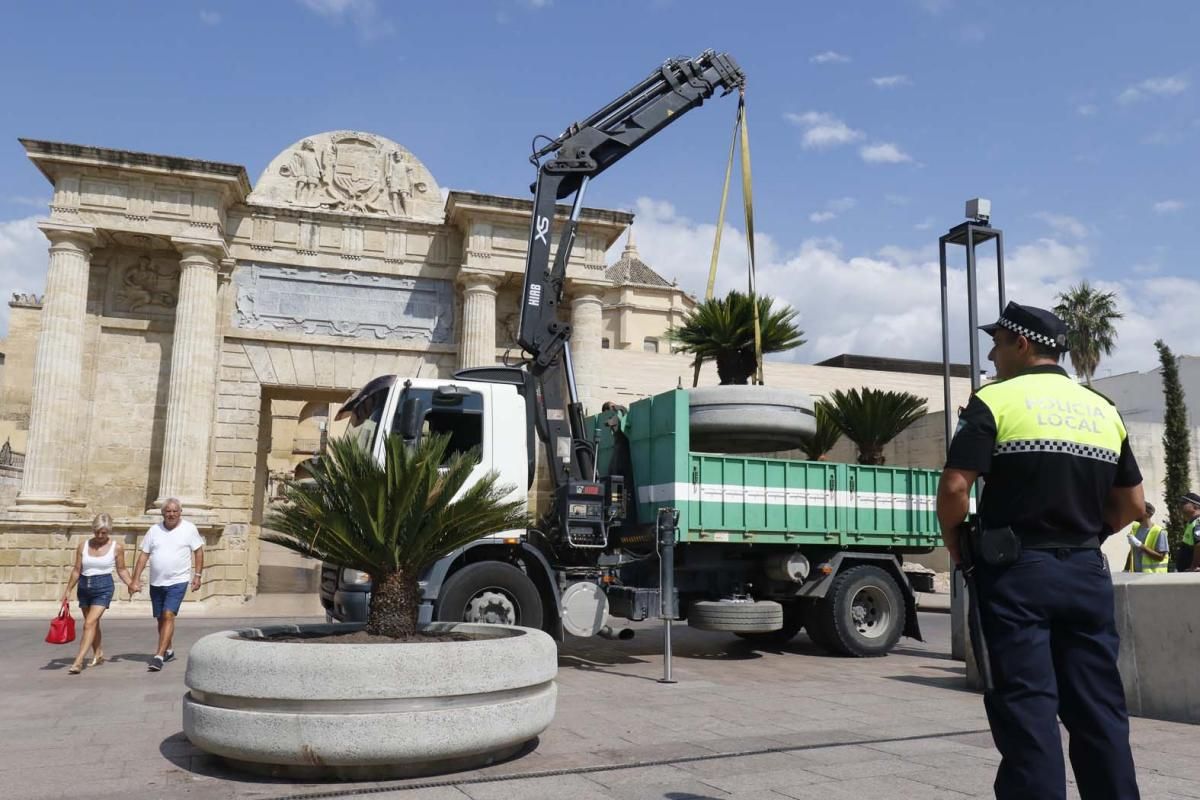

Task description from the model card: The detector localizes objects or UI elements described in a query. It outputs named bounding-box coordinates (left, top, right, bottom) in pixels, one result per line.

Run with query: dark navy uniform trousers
left=976, top=547, right=1139, bottom=800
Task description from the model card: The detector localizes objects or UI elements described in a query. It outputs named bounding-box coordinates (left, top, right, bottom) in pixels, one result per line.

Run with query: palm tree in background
left=824, top=388, right=928, bottom=465
left=800, top=399, right=843, bottom=461
left=1054, top=282, right=1122, bottom=386
left=668, top=290, right=805, bottom=384
left=265, top=434, right=529, bottom=638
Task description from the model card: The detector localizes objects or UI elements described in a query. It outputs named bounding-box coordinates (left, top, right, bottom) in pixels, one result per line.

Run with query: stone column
left=154, top=239, right=224, bottom=512
left=458, top=271, right=502, bottom=369
left=13, top=222, right=98, bottom=513
left=569, top=284, right=605, bottom=414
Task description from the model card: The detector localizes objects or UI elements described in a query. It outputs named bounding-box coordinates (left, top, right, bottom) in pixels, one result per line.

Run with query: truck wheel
left=819, top=565, right=904, bottom=657
left=734, top=601, right=803, bottom=646
left=687, top=600, right=783, bottom=633
left=436, top=562, right=544, bottom=630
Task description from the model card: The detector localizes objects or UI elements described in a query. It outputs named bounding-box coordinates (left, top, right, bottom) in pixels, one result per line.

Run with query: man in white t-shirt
left=130, top=498, right=204, bottom=672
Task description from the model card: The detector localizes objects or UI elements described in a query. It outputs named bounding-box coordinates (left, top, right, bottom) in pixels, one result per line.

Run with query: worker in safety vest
left=938, top=301, right=1144, bottom=800
left=1176, top=492, right=1200, bottom=572
left=1126, top=502, right=1168, bottom=573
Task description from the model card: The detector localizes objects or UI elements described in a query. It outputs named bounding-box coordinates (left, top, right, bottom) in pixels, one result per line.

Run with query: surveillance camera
left=966, top=198, right=991, bottom=222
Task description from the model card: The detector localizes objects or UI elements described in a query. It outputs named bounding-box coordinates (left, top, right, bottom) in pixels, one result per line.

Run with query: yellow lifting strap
left=700, top=89, right=762, bottom=385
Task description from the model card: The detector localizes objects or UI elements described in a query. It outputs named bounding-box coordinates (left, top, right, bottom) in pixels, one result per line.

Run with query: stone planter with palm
left=182, top=434, right=557, bottom=779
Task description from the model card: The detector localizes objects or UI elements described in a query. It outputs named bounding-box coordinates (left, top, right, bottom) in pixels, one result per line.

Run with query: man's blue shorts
left=149, top=581, right=188, bottom=618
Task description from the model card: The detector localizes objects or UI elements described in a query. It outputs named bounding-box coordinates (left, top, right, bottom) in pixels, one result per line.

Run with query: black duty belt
left=1014, top=531, right=1100, bottom=550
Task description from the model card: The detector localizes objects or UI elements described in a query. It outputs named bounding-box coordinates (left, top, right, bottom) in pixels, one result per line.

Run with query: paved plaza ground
left=3, top=610, right=1198, bottom=800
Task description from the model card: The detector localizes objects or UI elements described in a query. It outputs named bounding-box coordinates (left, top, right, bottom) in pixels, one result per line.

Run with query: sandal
left=68, top=662, right=83, bottom=675
left=88, top=653, right=105, bottom=667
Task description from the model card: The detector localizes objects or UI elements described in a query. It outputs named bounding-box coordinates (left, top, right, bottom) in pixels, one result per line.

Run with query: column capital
left=171, top=236, right=228, bottom=263
left=38, top=220, right=97, bottom=251
left=456, top=269, right=504, bottom=293
left=566, top=276, right=608, bottom=302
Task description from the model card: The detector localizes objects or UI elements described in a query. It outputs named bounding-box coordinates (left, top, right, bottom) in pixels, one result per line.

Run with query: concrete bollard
left=1113, top=573, right=1200, bottom=724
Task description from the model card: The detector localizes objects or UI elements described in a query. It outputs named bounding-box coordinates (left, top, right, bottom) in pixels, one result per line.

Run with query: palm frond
left=800, top=399, right=843, bottom=461
left=264, top=433, right=530, bottom=578
left=1053, top=281, right=1122, bottom=385
left=824, top=388, right=928, bottom=465
left=667, top=290, right=805, bottom=384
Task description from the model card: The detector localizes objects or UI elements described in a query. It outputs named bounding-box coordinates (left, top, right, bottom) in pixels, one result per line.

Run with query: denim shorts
left=77, top=574, right=114, bottom=609
left=150, top=581, right=188, bottom=618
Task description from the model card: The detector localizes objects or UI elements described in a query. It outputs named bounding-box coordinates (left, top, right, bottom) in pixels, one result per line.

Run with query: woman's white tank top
left=81, top=540, right=116, bottom=577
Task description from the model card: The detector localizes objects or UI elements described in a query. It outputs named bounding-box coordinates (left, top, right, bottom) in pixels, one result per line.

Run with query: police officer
left=1176, top=492, right=1200, bottom=571
left=937, top=302, right=1145, bottom=800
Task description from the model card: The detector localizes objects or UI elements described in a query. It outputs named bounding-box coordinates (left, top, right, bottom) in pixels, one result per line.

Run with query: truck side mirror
left=398, top=397, right=422, bottom=441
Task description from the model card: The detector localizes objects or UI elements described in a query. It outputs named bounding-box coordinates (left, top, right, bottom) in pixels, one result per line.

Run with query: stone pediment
left=248, top=131, right=443, bottom=224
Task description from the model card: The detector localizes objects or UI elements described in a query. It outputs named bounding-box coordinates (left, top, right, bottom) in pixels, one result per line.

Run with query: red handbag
left=46, top=601, right=75, bottom=644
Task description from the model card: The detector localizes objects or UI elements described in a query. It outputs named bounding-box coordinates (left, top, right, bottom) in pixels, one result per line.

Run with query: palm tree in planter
left=824, top=388, right=928, bottom=465
left=264, top=432, right=529, bottom=639
left=799, top=399, right=843, bottom=461
left=669, top=290, right=805, bottom=384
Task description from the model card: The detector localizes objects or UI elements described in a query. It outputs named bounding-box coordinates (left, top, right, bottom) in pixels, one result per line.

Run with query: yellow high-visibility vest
left=1129, top=521, right=1168, bottom=574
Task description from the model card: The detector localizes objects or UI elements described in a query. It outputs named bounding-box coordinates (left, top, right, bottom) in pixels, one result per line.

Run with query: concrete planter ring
left=689, top=386, right=816, bottom=453
left=182, top=621, right=557, bottom=779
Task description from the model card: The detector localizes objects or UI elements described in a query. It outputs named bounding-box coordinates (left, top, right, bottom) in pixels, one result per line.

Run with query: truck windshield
left=395, top=387, right=484, bottom=465
left=346, top=389, right=387, bottom=452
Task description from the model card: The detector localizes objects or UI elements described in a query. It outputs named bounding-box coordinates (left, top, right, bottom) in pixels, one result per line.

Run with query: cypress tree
left=1156, top=339, right=1191, bottom=550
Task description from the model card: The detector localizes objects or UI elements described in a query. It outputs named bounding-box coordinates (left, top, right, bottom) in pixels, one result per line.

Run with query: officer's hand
left=1126, top=533, right=1141, bottom=548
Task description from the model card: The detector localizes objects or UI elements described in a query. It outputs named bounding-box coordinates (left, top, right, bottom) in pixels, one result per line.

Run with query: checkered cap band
left=997, top=316, right=1059, bottom=348
left=994, top=438, right=1119, bottom=464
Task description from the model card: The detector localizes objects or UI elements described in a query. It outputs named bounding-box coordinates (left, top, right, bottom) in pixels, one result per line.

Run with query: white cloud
left=611, top=197, right=1196, bottom=376
left=1153, top=200, right=1185, bottom=214
left=871, top=75, right=911, bottom=89
left=0, top=216, right=47, bottom=337
left=886, top=194, right=910, bottom=206
left=1034, top=212, right=1089, bottom=239
left=1118, top=74, right=1189, bottom=104
left=1077, top=104, right=1098, bottom=116
left=859, top=142, right=913, bottom=164
left=784, top=111, right=864, bottom=149
left=297, top=0, right=393, bottom=38
left=914, top=217, right=935, bottom=231
left=199, top=9, right=221, bottom=25
left=809, top=197, right=856, bottom=224
left=810, top=51, right=851, bottom=64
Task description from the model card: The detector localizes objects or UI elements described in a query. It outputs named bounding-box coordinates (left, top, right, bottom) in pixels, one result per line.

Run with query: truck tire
left=815, top=565, right=904, bottom=657
left=687, top=599, right=783, bottom=633
left=734, top=601, right=803, bottom=646
left=436, top=562, right=544, bottom=630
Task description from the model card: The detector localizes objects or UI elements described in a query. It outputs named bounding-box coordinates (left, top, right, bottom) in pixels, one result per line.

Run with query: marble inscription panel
left=232, top=263, right=453, bottom=343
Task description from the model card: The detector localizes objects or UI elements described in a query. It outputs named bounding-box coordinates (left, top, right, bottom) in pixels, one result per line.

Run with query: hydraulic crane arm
left=517, top=50, right=745, bottom=492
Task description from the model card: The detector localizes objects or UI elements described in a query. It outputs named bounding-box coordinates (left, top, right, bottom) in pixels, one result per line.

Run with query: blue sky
left=1, top=0, right=1197, bottom=376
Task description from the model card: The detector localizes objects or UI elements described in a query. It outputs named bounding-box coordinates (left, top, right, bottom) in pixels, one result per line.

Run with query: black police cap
left=979, top=302, right=1069, bottom=352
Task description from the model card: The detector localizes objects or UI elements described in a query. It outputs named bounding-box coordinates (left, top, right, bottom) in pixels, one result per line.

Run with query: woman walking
left=60, top=514, right=133, bottom=674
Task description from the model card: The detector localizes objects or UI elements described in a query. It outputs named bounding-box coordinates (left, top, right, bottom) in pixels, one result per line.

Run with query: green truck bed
left=594, top=389, right=944, bottom=550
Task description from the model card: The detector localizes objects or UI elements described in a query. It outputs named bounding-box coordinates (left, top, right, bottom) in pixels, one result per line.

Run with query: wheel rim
left=464, top=589, right=519, bottom=625
left=849, top=584, right=893, bottom=639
